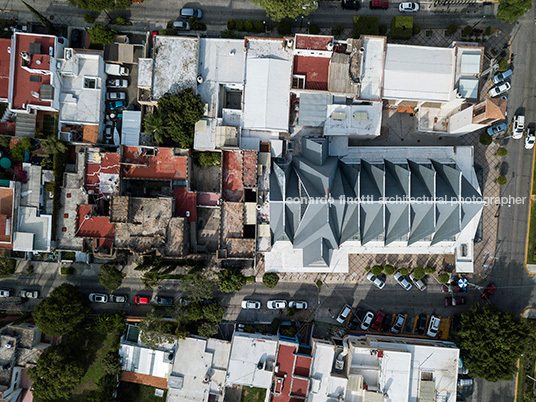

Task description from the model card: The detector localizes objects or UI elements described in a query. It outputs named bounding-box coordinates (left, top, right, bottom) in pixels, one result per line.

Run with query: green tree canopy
left=22, top=1, right=56, bottom=34
left=98, top=263, right=124, bottom=291
left=41, top=135, right=67, bottom=155
left=180, top=272, right=216, bottom=302
left=143, top=113, right=166, bottom=144
left=29, top=343, right=86, bottom=400
left=455, top=304, right=529, bottom=381
left=139, top=312, right=177, bottom=349
left=33, top=283, right=89, bottom=336
left=69, top=0, right=132, bottom=11
left=88, top=24, right=117, bottom=45
left=202, top=303, right=224, bottom=322
left=252, top=0, right=317, bottom=21
left=218, top=269, right=246, bottom=293
left=497, top=0, right=531, bottom=23
left=198, top=322, right=219, bottom=338
left=197, top=152, right=221, bottom=167
left=263, top=272, right=279, bottom=289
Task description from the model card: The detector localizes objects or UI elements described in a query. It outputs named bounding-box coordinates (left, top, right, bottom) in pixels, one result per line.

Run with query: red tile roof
left=0, top=187, right=13, bottom=244
left=11, top=33, right=56, bottom=111
left=0, top=39, right=11, bottom=100
left=243, top=150, right=257, bottom=187
left=76, top=205, right=115, bottom=239
left=197, top=192, right=220, bottom=207
left=272, top=344, right=312, bottom=402
left=120, top=371, right=168, bottom=389
left=293, top=56, right=330, bottom=91
left=85, top=153, right=120, bottom=196
left=295, top=34, right=333, bottom=51
left=121, top=146, right=188, bottom=180
left=222, top=150, right=244, bottom=202
left=174, top=187, right=197, bottom=222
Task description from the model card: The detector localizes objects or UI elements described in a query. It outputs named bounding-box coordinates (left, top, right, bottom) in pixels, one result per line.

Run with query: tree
left=68, top=0, right=133, bottom=12
left=197, top=152, right=221, bottom=167
left=384, top=264, right=396, bottom=275
left=203, top=303, right=224, bottom=322
left=371, top=265, right=384, bottom=276
left=455, top=304, right=529, bottom=381
left=218, top=269, right=246, bottom=293
left=0, top=258, right=16, bottom=278
left=227, top=19, right=236, bottom=30
left=353, top=16, right=379, bottom=38
left=11, top=137, right=32, bottom=163
left=425, top=266, right=436, bottom=274
left=29, top=343, right=85, bottom=400
left=263, top=272, right=279, bottom=289
left=98, top=264, right=124, bottom=291
left=496, top=147, right=508, bottom=157
left=497, top=0, right=531, bottom=23
left=497, top=58, right=509, bottom=72
left=462, top=25, right=473, bottom=37
left=479, top=132, right=493, bottom=146
left=446, top=24, right=458, bottom=36
left=497, top=175, right=507, bottom=185
left=252, top=0, right=317, bottom=21
left=309, top=24, right=320, bottom=35
left=101, top=351, right=122, bottom=375
left=157, top=89, right=205, bottom=148
left=181, top=272, right=216, bottom=302
left=33, top=283, right=89, bottom=336
left=88, top=24, right=117, bottom=45
left=41, top=135, right=67, bottom=155
left=139, top=312, right=176, bottom=349
left=438, top=272, right=450, bottom=284
left=22, top=1, right=56, bottom=35
left=141, top=270, right=162, bottom=289
left=83, top=14, right=96, bottom=23
left=198, top=322, right=218, bottom=338
left=277, top=21, right=292, bottom=35
left=398, top=267, right=409, bottom=276
left=412, top=266, right=425, bottom=280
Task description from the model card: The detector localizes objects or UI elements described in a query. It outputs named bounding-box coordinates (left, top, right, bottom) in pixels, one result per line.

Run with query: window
left=84, top=77, right=97, bottom=89
left=29, top=75, right=42, bottom=82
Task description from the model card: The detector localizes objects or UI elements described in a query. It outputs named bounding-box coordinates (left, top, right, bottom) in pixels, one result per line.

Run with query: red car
left=370, top=310, right=386, bottom=331
left=369, top=0, right=388, bottom=9
left=441, top=284, right=461, bottom=293
left=481, top=283, right=496, bottom=300
left=134, top=295, right=150, bottom=304
left=444, top=296, right=467, bottom=307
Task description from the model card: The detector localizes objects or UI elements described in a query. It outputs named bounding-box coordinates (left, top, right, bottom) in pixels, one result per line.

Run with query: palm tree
left=143, top=113, right=166, bottom=144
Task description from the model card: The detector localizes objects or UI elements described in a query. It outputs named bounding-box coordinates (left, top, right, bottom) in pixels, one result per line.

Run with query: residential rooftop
left=121, top=146, right=188, bottom=181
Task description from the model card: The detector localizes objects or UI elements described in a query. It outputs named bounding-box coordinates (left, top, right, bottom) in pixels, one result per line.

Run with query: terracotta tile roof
left=121, top=146, right=187, bottom=180
left=272, top=344, right=312, bottom=402
left=197, top=192, right=219, bottom=207
left=243, top=150, right=257, bottom=187
left=83, top=124, right=99, bottom=144
left=486, top=98, right=506, bottom=120
left=295, top=34, right=333, bottom=51
left=0, top=39, right=11, bottom=100
left=174, top=187, right=197, bottom=222
left=0, top=187, right=13, bottom=244
left=76, top=204, right=115, bottom=239
left=120, top=371, right=168, bottom=389
left=293, top=56, right=330, bottom=91
left=85, top=153, right=120, bottom=196
left=222, top=150, right=244, bottom=202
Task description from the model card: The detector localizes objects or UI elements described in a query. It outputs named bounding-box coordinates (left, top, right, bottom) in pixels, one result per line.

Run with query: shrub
left=277, top=20, right=292, bottom=35
left=353, top=16, right=379, bottom=38
left=88, top=24, right=117, bottom=45
left=83, top=14, right=95, bottom=24
left=316, top=280, right=323, bottom=288
left=412, top=24, right=421, bottom=35
left=263, top=272, right=279, bottom=289
left=159, top=28, right=177, bottom=36
left=391, top=16, right=413, bottom=40
left=371, top=265, right=383, bottom=276
left=0, top=258, right=16, bottom=278
left=244, top=20, right=254, bottom=32
left=309, top=23, right=320, bottom=34
left=496, top=147, right=508, bottom=157
left=286, top=307, right=296, bottom=317
left=462, top=25, right=473, bottom=37
left=398, top=267, right=409, bottom=276
left=379, top=25, right=387, bottom=36
left=498, top=58, right=509, bottom=72
left=332, top=23, right=344, bottom=36
left=446, top=24, right=458, bottom=36
left=98, top=264, right=124, bottom=291
left=384, top=264, right=396, bottom=275
left=227, top=19, right=236, bottom=30
left=479, top=132, right=493, bottom=146
left=425, top=266, right=436, bottom=274
left=221, top=29, right=242, bottom=39
left=245, top=275, right=256, bottom=283
left=61, top=266, right=75, bottom=276
left=365, top=266, right=371, bottom=272
left=412, top=266, right=425, bottom=280
left=255, top=20, right=264, bottom=33
left=197, top=152, right=221, bottom=167
left=236, top=20, right=244, bottom=31
left=438, top=272, right=450, bottom=284
left=218, top=269, right=246, bottom=293
left=484, top=26, right=494, bottom=36
left=497, top=175, right=507, bottom=185
left=114, top=17, right=126, bottom=25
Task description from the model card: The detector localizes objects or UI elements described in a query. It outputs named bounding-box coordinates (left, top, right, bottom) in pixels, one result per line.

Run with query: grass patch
left=61, top=266, right=76, bottom=276
left=117, top=382, right=167, bottom=401
left=391, top=16, right=413, bottom=39
left=61, top=251, right=76, bottom=261
left=516, top=319, right=536, bottom=401
left=241, top=386, right=266, bottom=402
left=353, top=16, right=379, bottom=38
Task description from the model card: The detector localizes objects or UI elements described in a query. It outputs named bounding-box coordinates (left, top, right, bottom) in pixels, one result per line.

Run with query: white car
left=20, top=290, right=39, bottom=298
left=89, top=293, right=108, bottom=303
left=409, top=273, right=427, bottom=291
left=106, top=92, right=126, bottom=101
left=289, top=301, right=308, bottom=309
left=399, top=2, right=419, bottom=12
left=360, top=311, right=374, bottom=331
left=427, top=315, right=441, bottom=337
left=489, top=82, right=511, bottom=98
left=512, top=115, right=525, bottom=139
left=394, top=272, right=412, bottom=291
left=391, top=314, right=405, bottom=333
left=241, top=300, right=261, bottom=309
left=525, top=128, right=535, bottom=150
left=336, top=304, right=352, bottom=324
left=107, top=78, right=128, bottom=88
left=366, top=272, right=386, bottom=289
left=267, top=300, right=287, bottom=309
left=0, top=289, right=10, bottom=297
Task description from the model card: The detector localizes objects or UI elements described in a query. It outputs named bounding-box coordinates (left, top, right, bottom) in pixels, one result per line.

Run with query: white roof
left=324, top=102, right=382, bottom=137
left=121, top=110, right=141, bottom=146
left=14, top=206, right=51, bottom=252
left=153, top=36, right=198, bottom=100
left=360, top=37, right=386, bottom=101
left=226, top=332, right=278, bottom=389
left=137, top=58, right=153, bottom=88
left=120, top=343, right=172, bottom=379
left=308, top=343, right=348, bottom=402
left=243, top=57, right=291, bottom=131
left=383, top=44, right=455, bottom=102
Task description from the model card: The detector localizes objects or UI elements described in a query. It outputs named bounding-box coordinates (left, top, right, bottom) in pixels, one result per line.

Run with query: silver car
left=525, top=128, right=535, bottom=150
left=366, top=272, right=386, bottom=289
left=489, top=81, right=511, bottom=98
left=409, top=273, right=427, bottom=291
left=241, top=300, right=261, bottom=309
left=426, top=315, right=441, bottom=337
left=360, top=311, right=374, bottom=331
left=89, top=293, right=108, bottom=303
left=106, top=92, right=126, bottom=101
left=267, top=300, right=287, bottom=309
left=289, top=301, right=308, bottom=309
left=180, top=8, right=203, bottom=18
left=20, top=290, right=39, bottom=298
left=394, top=272, right=412, bottom=291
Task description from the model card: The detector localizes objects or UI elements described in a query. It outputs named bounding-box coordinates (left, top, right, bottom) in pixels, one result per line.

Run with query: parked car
left=0, top=289, right=10, bottom=297
left=481, top=283, right=496, bottom=300
left=409, top=273, right=427, bottom=291
left=336, top=304, right=352, bottom=324
left=489, top=81, right=511, bottom=97
left=512, top=115, right=525, bottom=139
left=394, top=272, right=412, bottom=291
left=426, top=315, right=441, bottom=337
left=20, top=290, right=38, bottom=298
left=444, top=296, right=467, bottom=306
left=360, top=311, right=375, bottom=331
left=104, top=122, right=113, bottom=143
left=492, top=68, right=513, bottom=84
left=134, top=295, right=151, bottom=304
left=110, top=294, right=128, bottom=303
left=267, top=300, right=287, bottom=309
left=106, top=92, right=126, bottom=101
left=370, top=310, right=386, bottom=331
left=180, top=8, right=203, bottom=18
left=487, top=122, right=508, bottom=137
left=415, top=315, right=428, bottom=334
left=347, top=313, right=361, bottom=330
left=525, top=127, right=535, bottom=150
left=107, top=78, right=128, bottom=88
left=458, top=378, right=474, bottom=387
left=398, top=2, right=419, bottom=11
left=178, top=297, right=190, bottom=306
left=108, top=100, right=126, bottom=110
left=173, top=20, right=191, bottom=31
left=89, top=293, right=108, bottom=303
left=366, top=272, right=386, bottom=289
left=341, top=0, right=361, bottom=9
left=154, top=296, right=174, bottom=306
left=391, top=314, right=405, bottom=333
left=369, top=0, right=388, bottom=8
left=241, top=300, right=261, bottom=309
left=289, top=301, right=308, bottom=309
left=441, top=284, right=462, bottom=293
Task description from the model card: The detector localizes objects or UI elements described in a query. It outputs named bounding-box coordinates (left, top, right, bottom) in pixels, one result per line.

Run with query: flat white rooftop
left=120, top=343, right=172, bottom=379
left=360, top=36, right=385, bottom=101
left=308, top=342, right=348, bottom=402
left=324, top=102, right=382, bottom=137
